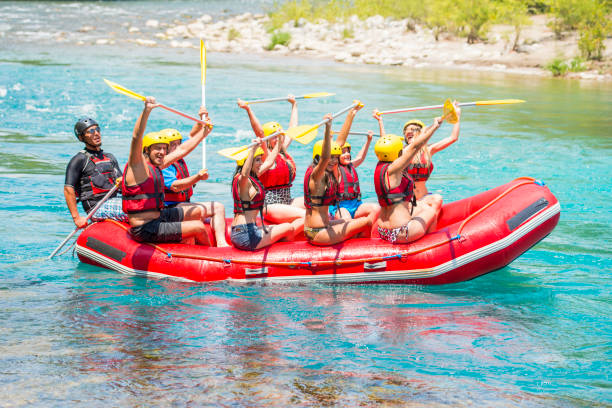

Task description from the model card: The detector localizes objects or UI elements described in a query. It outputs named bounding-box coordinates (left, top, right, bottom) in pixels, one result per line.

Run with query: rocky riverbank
left=85, top=12, right=612, bottom=81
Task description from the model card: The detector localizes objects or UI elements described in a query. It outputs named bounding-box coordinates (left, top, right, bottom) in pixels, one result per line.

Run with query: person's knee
left=213, top=201, right=225, bottom=215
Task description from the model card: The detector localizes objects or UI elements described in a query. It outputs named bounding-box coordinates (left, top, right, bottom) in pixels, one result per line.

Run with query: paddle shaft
left=48, top=184, right=120, bottom=260
left=315, top=103, right=359, bottom=127
left=334, top=131, right=381, bottom=137
left=200, top=40, right=207, bottom=169
left=378, top=100, right=524, bottom=115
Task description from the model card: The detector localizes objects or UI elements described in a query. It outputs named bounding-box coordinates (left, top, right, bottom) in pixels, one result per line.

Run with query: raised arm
left=126, top=97, right=159, bottom=184
left=373, top=109, right=386, bottom=137
left=335, top=101, right=363, bottom=148
left=351, top=131, right=373, bottom=168
left=284, top=95, right=298, bottom=149
left=163, top=106, right=212, bottom=168
left=311, top=114, right=333, bottom=182
left=238, top=99, right=265, bottom=139
left=188, top=108, right=210, bottom=138
left=239, top=140, right=262, bottom=191
left=429, top=102, right=461, bottom=155
left=388, top=117, right=443, bottom=175
left=258, top=133, right=281, bottom=175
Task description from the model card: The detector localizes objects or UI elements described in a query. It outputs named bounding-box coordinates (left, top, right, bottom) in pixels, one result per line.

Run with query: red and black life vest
left=78, top=150, right=120, bottom=205
left=121, top=163, right=165, bottom=214
left=303, top=165, right=338, bottom=209
left=164, top=158, right=193, bottom=203
left=232, top=174, right=265, bottom=214
left=337, top=163, right=361, bottom=201
left=259, top=154, right=295, bottom=191
left=374, top=161, right=416, bottom=208
left=407, top=152, right=434, bottom=182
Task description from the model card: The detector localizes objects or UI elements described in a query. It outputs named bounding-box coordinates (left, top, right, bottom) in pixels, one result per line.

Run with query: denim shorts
left=129, top=207, right=184, bottom=243
left=231, top=223, right=263, bottom=251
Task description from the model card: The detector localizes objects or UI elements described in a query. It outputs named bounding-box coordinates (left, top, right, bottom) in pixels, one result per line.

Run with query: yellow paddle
left=217, top=131, right=282, bottom=162
left=245, top=92, right=335, bottom=104
left=200, top=40, right=207, bottom=169
left=103, top=79, right=209, bottom=126
left=285, top=101, right=360, bottom=145
left=377, top=99, right=525, bottom=116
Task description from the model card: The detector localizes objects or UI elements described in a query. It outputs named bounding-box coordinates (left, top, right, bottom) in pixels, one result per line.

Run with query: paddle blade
left=286, top=125, right=319, bottom=145
left=217, top=145, right=249, bottom=161
left=103, top=79, right=145, bottom=101
left=200, top=40, right=206, bottom=85
left=302, top=92, right=335, bottom=99
left=474, top=99, right=525, bottom=106
left=443, top=99, right=458, bottom=124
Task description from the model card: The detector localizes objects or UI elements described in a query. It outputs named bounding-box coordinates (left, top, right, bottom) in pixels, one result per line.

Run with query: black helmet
left=74, top=118, right=99, bottom=140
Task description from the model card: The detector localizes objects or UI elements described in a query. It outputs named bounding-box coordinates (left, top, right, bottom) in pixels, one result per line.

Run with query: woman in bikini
left=303, top=114, right=375, bottom=245
left=332, top=102, right=380, bottom=221
left=237, top=97, right=306, bottom=227
left=372, top=116, right=444, bottom=244
left=230, top=140, right=300, bottom=251
left=373, top=102, right=461, bottom=200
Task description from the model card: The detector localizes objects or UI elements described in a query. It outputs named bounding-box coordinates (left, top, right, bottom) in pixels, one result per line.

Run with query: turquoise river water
left=1, top=1, right=611, bottom=406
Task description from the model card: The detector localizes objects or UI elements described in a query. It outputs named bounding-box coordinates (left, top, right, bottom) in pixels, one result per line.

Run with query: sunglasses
left=405, top=127, right=422, bottom=133
left=85, top=126, right=101, bottom=135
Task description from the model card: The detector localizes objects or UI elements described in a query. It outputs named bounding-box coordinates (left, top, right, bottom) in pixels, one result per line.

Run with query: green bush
left=546, top=58, right=569, bottom=76
left=342, top=27, right=354, bottom=39
left=453, top=0, right=498, bottom=43
left=228, top=28, right=241, bottom=41
left=569, top=56, right=587, bottom=71
left=266, top=31, right=292, bottom=50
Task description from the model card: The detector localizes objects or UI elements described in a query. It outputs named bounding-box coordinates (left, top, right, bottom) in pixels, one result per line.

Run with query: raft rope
left=103, top=177, right=538, bottom=268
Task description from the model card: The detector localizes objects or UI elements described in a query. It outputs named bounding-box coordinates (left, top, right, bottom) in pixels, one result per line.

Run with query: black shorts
left=129, top=207, right=184, bottom=243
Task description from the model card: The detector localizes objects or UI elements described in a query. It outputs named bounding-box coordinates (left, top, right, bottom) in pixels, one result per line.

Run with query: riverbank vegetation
left=268, top=0, right=611, bottom=69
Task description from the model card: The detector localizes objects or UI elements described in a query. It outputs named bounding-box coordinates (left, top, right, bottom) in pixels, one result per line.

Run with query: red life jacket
left=259, top=154, right=295, bottom=191
left=374, top=161, right=416, bottom=208
left=164, top=158, right=193, bottom=203
left=121, top=163, right=165, bottom=214
left=232, top=173, right=265, bottom=214
left=78, top=150, right=120, bottom=204
left=303, top=165, right=338, bottom=209
left=337, top=163, right=361, bottom=201
left=407, top=151, right=434, bottom=182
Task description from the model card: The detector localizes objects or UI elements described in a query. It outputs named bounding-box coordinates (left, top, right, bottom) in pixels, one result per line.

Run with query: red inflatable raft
left=76, top=177, right=560, bottom=284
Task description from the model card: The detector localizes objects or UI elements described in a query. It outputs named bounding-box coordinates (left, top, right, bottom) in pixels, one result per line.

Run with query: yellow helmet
left=236, top=147, right=264, bottom=166
left=342, top=141, right=351, bottom=151
left=142, top=132, right=169, bottom=150
left=262, top=121, right=283, bottom=137
left=159, top=128, right=182, bottom=142
left=312, top=140, right=342, bottom=159
left=403, top=119, right=425, bottom=132
left=375, top=134, right=403, bottom=162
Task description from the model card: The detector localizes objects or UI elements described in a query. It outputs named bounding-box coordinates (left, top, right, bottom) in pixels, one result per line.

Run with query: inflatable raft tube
left=76, top=177, right=560, bottom=284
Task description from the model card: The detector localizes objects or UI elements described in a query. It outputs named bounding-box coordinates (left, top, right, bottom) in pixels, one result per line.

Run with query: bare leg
left=256, top=223, right=295, bottom=249
left=263, top=203, right=305, bottom=223
left=180, top=220, right=210, bottom=246
left=310, top=216, right=372, bottom=245
left=178, top=201, right=229, bottom=247
left=392, top=202, right=441, bottom=244
left=417, top=194, right=443, bottom=233
left=291, top=196, right=306, bottom=209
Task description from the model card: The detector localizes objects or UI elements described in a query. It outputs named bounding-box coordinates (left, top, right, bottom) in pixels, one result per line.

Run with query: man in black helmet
left=64, top=118, right=126, bottom=228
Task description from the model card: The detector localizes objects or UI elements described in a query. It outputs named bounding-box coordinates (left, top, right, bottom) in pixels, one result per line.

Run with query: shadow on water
left=0, top=58, right=70, bottom=66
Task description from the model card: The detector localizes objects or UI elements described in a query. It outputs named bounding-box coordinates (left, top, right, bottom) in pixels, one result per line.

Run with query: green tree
left=453, top=0, right=498, bottom=43
left=577, top=0, right=612, bottom=60
left=499, top=0, right=533, bottom=51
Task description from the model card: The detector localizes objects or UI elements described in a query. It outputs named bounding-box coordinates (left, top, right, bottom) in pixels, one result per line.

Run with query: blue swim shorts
left=329, top=199, right=362, bottom=219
